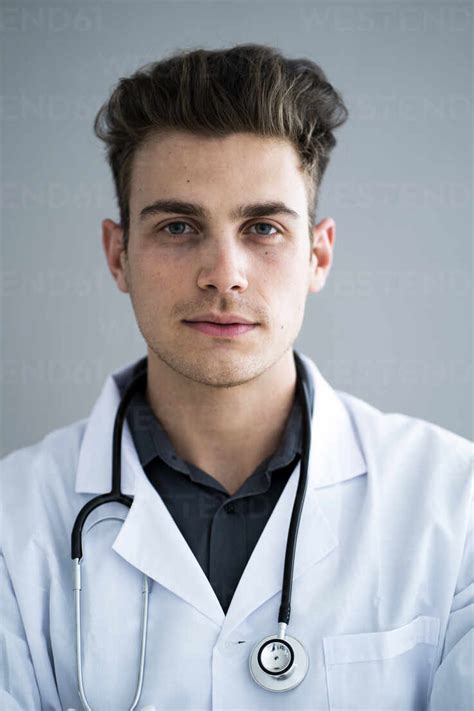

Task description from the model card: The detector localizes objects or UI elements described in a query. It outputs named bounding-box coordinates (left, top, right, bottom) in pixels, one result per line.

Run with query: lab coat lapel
left=75, top=368, right=136, bottom=496
left=111, top=462, right=225, bottom=627
left=75, top=360, right=225, bottom=627
left=220, top=467, right=337, bottom=638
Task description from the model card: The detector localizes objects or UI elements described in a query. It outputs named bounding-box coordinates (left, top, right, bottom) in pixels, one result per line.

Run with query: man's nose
left=196, top=240, right=249, bottom=294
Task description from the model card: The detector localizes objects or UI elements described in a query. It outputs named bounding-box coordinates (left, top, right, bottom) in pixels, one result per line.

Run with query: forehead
left=129, top=130, right=308, bottom=213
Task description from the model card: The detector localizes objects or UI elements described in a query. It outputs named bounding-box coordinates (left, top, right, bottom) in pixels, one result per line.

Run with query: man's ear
left=308, top=217, right=335, bottom=294
left=102, top=218, right=129, bottom=293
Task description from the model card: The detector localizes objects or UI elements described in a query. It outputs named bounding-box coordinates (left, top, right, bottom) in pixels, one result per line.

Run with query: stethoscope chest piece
left=249, top=633, right=309, bottom=692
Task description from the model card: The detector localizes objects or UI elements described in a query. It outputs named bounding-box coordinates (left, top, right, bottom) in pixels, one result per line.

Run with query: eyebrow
left=139, top=199, right=301, bottom=223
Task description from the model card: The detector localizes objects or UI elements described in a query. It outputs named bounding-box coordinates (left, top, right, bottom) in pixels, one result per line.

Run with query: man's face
left=105, top=130, right=334, bottom=387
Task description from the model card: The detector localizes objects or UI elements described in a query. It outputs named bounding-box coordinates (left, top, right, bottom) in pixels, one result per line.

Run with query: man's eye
left=161, top=221, right=194, bottom=235
left=248, top=222, right=281, bottom=237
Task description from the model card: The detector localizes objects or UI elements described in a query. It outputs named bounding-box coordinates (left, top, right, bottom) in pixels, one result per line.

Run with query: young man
left=1, top=44, right=472, bottom=710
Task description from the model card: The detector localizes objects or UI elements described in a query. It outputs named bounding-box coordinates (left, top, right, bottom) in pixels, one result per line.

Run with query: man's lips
left=183, top=321, right=257, bottom=337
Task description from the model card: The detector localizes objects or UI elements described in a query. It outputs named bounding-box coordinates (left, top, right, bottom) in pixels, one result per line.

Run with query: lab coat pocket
left=323, top=615, right=440, bottom=710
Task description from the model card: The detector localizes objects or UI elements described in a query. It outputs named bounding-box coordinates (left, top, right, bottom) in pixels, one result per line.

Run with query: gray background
left=1, top=0, right=472, bottom=457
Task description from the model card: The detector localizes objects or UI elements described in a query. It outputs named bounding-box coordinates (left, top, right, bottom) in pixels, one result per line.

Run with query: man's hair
left=93, top=43, right=349, bottom=253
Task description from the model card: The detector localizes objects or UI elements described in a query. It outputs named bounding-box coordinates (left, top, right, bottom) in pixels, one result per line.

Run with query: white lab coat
left=0, top=350, right=472, bottom=711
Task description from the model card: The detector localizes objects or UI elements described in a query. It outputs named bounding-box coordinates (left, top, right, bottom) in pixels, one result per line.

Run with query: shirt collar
left=75, top=348, right=367, bottom=495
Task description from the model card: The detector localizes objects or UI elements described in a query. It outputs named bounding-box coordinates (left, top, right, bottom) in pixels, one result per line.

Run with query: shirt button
left=225, top=502, right=235, bottom=513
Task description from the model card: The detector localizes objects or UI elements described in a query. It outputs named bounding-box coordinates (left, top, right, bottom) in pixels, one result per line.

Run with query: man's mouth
left=183, top=321, right=257, bottom=338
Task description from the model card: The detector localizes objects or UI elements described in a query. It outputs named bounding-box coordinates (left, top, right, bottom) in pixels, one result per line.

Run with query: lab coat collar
left=75, top=358, right=139, bottom=496
left=75, top=350, right=367, bottom=632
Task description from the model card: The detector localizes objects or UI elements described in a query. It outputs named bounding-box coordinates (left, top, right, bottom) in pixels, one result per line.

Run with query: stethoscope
left=71, top=350, right=312, bottom=709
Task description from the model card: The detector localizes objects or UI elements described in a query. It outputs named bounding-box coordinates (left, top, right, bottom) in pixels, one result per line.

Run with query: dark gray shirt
left=122, top=352, right=314, bottom=614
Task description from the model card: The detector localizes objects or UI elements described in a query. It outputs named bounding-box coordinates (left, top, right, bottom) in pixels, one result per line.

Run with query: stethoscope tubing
left=278, top=355, right=311, bottom=625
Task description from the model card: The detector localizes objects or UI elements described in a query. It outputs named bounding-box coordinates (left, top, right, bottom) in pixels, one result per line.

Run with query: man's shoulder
left=337, top=388, right=473, bottom=482
left=0, top=418, right=89, bottom=506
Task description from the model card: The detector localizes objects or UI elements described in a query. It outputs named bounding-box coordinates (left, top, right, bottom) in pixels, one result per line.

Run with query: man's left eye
left=249, top=223, right=280, bottom=237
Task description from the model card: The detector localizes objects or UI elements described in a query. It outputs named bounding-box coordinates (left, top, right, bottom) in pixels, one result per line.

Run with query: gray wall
left=2, top=0, right=472, bottom=456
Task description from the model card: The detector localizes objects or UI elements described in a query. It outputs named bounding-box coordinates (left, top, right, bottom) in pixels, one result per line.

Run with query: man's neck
left=145, top=349, right=298, bottom=494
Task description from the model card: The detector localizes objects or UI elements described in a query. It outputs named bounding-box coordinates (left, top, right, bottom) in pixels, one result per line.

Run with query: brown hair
left=93, top=43, right=349, bottom=253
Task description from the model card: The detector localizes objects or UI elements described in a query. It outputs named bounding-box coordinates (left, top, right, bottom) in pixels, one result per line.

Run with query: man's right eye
left=157, top=221, right=195, bottom=235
